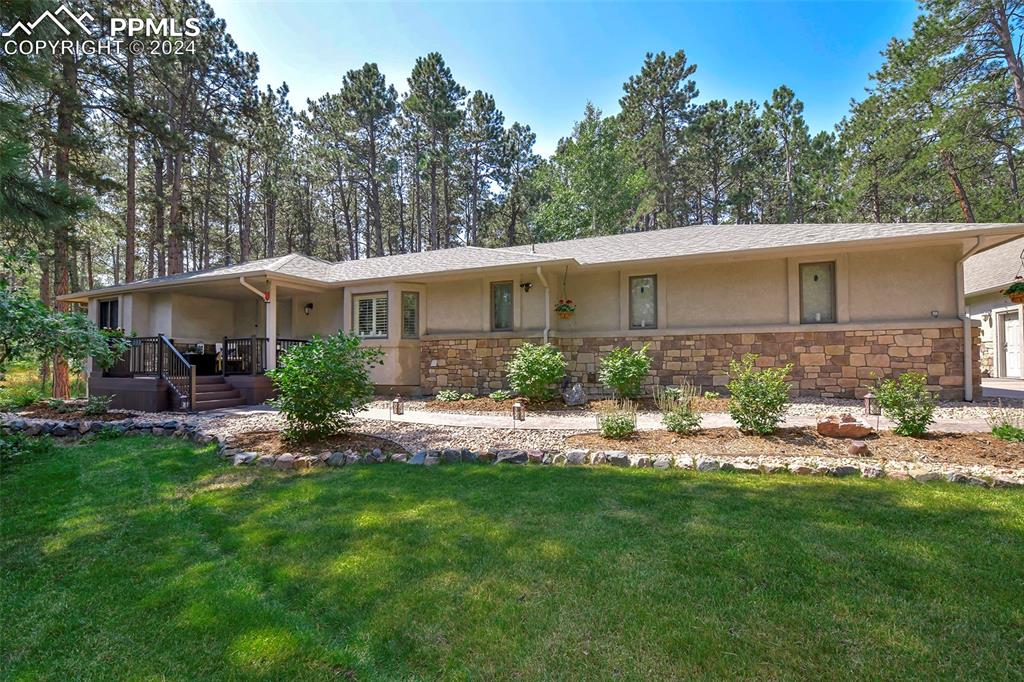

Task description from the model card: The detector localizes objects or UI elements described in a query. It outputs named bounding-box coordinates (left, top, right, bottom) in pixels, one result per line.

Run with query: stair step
left=194, top=380, right=232, bottom=391
left=192, top=397, right=246, bottom=411
left=193, top=389, right=240, bottom=401
left=195, top=375, right=229, bottom=384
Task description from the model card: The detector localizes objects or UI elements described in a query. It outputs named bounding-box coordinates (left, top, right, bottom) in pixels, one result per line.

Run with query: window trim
left=799, top=261, right=837, bottom=325
left=490, top=280, right=514, bottom=332
left=401, top=291, right=419, bottom=339
left=352, top=291, right=389, bottom=339
left=628, top=274, right=658, bottom=330
left=98, top=298, right=119, bottom=330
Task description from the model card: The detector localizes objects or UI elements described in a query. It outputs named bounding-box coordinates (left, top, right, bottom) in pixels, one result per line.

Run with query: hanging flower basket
left=1004, top=280, right=1024, bottom=304
left=555, top=299, right=575, bottom=320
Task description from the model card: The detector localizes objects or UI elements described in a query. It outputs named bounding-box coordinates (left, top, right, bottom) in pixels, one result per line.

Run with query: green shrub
left=505, top=343, right=566, bottom=400
left=489, top=389, right=513, bottom=401
left=435, top=389, right=461, bottom=402
left=988, top=403, right=1024, bottom=442
left=0, top=382, right=43, bottom=411
left=599, top=344, right=652, bottom=398
left=82, top=394, right=112, bottom=415
left=726, top=354, right=793, bottom=435
left=703, top=391, right=720, bottom=399
left=267, top=332, right=383, bottom=441
left=597, top=401, right=637, bottom=439
left=0, top=431, right=51, bottom=463
left=875, top=371, right=935, bottom=437
left=654, top=384, right=701, bottom=434
left=460, top=392, right=475, bottom=400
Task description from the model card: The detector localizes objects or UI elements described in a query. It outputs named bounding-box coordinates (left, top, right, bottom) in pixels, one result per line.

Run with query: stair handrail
left=157, top=334, right=196, bottom=411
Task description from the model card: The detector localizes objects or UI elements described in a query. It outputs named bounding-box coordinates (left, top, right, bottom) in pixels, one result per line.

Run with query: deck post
left=250, top=335, right=257, bottom=375
left=222, top=336, right=227, bottom=376
left=266, top=280, right=278, bottom=372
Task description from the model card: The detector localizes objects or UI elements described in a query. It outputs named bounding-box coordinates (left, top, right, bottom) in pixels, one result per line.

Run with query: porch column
left=266, top=280, right=277, bottom=371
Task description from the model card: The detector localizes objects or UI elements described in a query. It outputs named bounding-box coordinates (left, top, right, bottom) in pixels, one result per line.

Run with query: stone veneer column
left=419, top=324, right=981, bottom=401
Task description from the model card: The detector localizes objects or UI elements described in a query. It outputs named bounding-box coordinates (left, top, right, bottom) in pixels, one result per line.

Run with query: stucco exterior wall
left=170, top=294, right=235, bottom=342
left=847, top=245, right=959, bottom=321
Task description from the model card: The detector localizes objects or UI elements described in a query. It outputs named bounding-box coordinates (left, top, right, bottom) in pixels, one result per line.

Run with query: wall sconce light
left=304, top=303, right=314, bottom=316
left=520, top=282, right=533, bottom=293
left=930, top=310, right=939, bottom=318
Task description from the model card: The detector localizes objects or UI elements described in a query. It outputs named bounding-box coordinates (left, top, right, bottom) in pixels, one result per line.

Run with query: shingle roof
left=324, top=246, right=563, bottom=283
left=964, top=237, right=1024, bottom=295
left=500, top=222, right=1024, bottom=265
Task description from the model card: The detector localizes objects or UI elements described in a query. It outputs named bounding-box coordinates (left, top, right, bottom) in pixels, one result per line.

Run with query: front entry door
left=1001, top=311, right=1021, bottom=378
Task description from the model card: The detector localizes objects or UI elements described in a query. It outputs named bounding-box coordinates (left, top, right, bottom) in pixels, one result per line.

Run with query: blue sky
left=208, top=1, right=920, bottom=156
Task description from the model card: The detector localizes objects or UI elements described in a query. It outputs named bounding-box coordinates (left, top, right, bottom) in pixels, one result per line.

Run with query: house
left=965, top=236, right=1024, bottom=379
left=60, top=222, right=1024, bottom=411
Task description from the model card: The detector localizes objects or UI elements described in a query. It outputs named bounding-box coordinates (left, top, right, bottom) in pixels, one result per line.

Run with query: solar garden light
left=512, top=400, right=525, bottom=422
left=391, top=395, right=404, bottom=416
left=863, top=392, right=881, bottom=417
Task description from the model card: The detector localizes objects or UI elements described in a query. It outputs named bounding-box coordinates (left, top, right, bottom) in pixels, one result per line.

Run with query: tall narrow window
left=491, top=281, right=513, bottom=331
left=353, top=293, right=388, bottom=338
left=401, top=292, right=419, bottom=339
left=800, top=262, right=836, bottom=324
left=98, top=299, right=119, bottom=329
left=629, top=275, right=657, bottom=329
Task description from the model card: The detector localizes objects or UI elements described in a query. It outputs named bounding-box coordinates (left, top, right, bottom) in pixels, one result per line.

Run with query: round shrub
left=505, top=343, right=566, bottom=400
left=267, top=332, right=384, bottom=441
left=875, top=371, right=935, bottom=437
left=599, top=344, right=652, bottom=398
left=598, top=409, right=637, bottom=439
left=726, top=354, right=793, bottom=435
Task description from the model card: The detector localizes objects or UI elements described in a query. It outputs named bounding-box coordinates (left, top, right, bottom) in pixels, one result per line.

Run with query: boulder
left=495, top=449, right=528, bottom=465
left=424, top=453, right=441, bottom=466
left=477, top=450, right=496, bottom=463
left=731, top=462, right=761, bottom=475
left=886, top=470, right=911, bottom=480
left=526, top=449, right=544, bottom=464
left=327, top=452, right=347, bottom=467
left=847, top=440, right=869, bottom=456
left=696, top=458, right=720, bottom=472
left=605, top=451, right=630, bottom=467
left=561, top=382, right=588, bottom=407
left=947, top=472, right=988, bottom=487
left=273, top=453, right=295, bottom=470
left=391, top=453, right=408, bottom=463
left=565, top=449, right=589, bottom=466
left=552, top=452, right=568, bottom=465
left=911, top=469, right=943, bottom=483
left=344, top=452, right=361, bottom=466
left=653, top=456, right=672, bottom=470
left=232, top=451, right=258, bottom=466
left=460, top=448, right=478, bottom=463
left=442, top=448, right=463, bottom=464
left=817, top=413, right=874, bottom=439
left=632, top=455, right=652, bottom=468
left=788, top=463, right=813, bottom=475
left=861, top=467, right=884, bottom=479
left=589, top=451, right=608, bottom=465
left=293, top=456, right=313, bottom=469
left=830, top=465, right=861, bottom=477
left=408, top=451, right=428, bottom=465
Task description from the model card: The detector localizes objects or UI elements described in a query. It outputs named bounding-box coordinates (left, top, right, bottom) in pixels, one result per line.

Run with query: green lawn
left=2, top=437, right=1022, bottom=679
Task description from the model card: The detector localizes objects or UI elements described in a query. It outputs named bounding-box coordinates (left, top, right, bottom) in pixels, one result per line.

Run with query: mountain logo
left=3, top=5, right=94, bottom=37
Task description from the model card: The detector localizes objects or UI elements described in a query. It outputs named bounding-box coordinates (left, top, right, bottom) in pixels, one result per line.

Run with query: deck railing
left=104, top=335, right=195, bottom=410
left=222, top=336, right=307, bottom=375
left=159, top=335, right=196, bottom=410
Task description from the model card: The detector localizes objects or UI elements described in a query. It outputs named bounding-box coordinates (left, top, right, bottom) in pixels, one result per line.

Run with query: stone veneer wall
left=419, top=325, right=982, bottom=401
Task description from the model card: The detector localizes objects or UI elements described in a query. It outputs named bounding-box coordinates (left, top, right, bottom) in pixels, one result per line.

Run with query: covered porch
left=87, top=275, right=342, bottom=411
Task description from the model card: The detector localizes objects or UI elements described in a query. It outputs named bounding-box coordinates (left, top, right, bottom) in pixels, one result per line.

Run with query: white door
left=1002, top=311, right=1021, bottom=378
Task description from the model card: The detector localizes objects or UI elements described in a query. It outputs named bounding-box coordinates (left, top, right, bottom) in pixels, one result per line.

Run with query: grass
left=0, top=359, right=85, bottom=410
left=2, top=436, right=1023, bottom=679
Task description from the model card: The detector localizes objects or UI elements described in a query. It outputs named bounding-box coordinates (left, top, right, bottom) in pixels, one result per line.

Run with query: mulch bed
left=18, top=406, right=129, bottom=422
left=567, top=427, right=1024, bottom=468
left=229, top=430, right=409, bottom=457
left=422, top=396, right=732, bottom=414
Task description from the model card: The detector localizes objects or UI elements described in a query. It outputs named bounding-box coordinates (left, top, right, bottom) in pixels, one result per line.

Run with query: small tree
left=505, top=342, right=566, bottom=400
left=267, top=332, right=384, bottom=441
left=727, top=354, right=793, bottom=435
left=875, top=371, right=935, bottom=437
left=599, top=344, right=652, bottom=398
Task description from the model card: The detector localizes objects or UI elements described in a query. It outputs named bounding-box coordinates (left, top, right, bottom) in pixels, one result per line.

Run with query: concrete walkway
left=982, top=378, right=1024, bottom=401
left=355, top=407, right=991, bottom=434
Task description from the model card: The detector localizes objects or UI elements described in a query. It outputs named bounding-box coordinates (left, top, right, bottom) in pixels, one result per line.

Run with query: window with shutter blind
left=353, top=293, right=388, bottom=338
left=629, top=275, right=657, bottom=329
left=799, top=262, right=836, bottom=324
left=401, top=292, right=419, bottom=339
left=98, top=299, right=119, bottom=329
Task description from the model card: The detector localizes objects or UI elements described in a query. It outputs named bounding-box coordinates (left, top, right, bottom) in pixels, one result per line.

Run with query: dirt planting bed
left=566, top=428, right=1024, bottom=468
left=18, top=405, right=131, bottom=422
left=228, top=430, right=410, bottom=457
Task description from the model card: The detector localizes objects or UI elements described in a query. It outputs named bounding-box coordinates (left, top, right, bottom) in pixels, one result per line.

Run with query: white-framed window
left=354, top=292, right=388, bottom=338
left=800, top=261, right=836, bottom=324
left=401, top=292, right=419, bottom=339
left=629, top=275, right=657, bottom=329
left=98, top=298, right=119, bottom=329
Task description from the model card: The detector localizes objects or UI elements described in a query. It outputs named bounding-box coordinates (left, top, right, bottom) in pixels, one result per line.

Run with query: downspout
left=536, top=265, right=550, bottom=344
left=956, top=238, right=982, bottom=402
left=239, top=276, right=266, bottom=301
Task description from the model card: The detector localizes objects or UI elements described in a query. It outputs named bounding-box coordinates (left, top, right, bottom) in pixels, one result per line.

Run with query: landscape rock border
left=3, top=413, right=1021, bottom=489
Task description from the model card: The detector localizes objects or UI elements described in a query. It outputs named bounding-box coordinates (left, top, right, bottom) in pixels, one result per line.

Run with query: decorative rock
left=632, top=455, right=651, bottom=468
left=847, top=440, right=869, bottom=456
left=51, top=426, right=68, bottom=437
left=274, top=453, right=295, bottom=470
left=911, top=469, right=944, bottom=483
left=565, top=449, right=589, bottom=466
left=696, top=458, right=720, bottom=472
left=861, top=467, right=884, bottom=479
left=317, top=451, right=332, bottom=463
left=495, top=449, right=528, bottom=465
left=232, top=451, right=258, bottom=466
left=541, top=453, right=553, bottom=465
left=293, top=456, right=312, bottom=469
left=606, top=451, right=630, bottom=467
left=675, top=455, right=695, bottom=469
left=526, top=449, right=544, bottom=464
left=552, top=452, right=568, bottom=465
left=887, top=470, right=911, bottom=480
left=151, top=427, right=165, bottom=436
left=78, top=422, right=91, bottom=434
left=460, top=448, right=478, bottom=463
left=327, top=452, right=347, bottom=467
left=371, top=448, right=383, bottom=459
left=831, top=465, right=861, bottom=477
left=391, top=453, right=408, bottom=463
left=477, top=450, right=496, bottom=463
left=345, top=452, right=361, bottom=466
left=442, top=448, right=462, bottom=464
left=817, top=413, right=874, bottom=439
left=24, top=424, right=42, bottom=436
left=732, top=463, right=761, bottom=475
left=720, top=462, right=735, bottom=472
left=408, top=451, right=427, bottom=465
left=993, top=477, right=1023, bottom=488
left=766, top=464, right=788, bottom=474
left=424, top=454, right=440, bottom=466
left=589, top=451, right=608, bottom=465
left=947, top=472, right=988, bottom=487
left=561, top=382, right=588, bottom=407
left=789, top=464, right=813, bottom=475
left=653, top=456, right=672, bottom=470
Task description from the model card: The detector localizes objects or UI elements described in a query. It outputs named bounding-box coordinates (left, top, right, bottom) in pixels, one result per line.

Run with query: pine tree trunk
left=941, top=149, right=975, bottom=222
left=52, top=53, right=77, bottom=399
left=153, top=154, right=166, bottom=277
left=125, top=52, right=136, bottom=282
